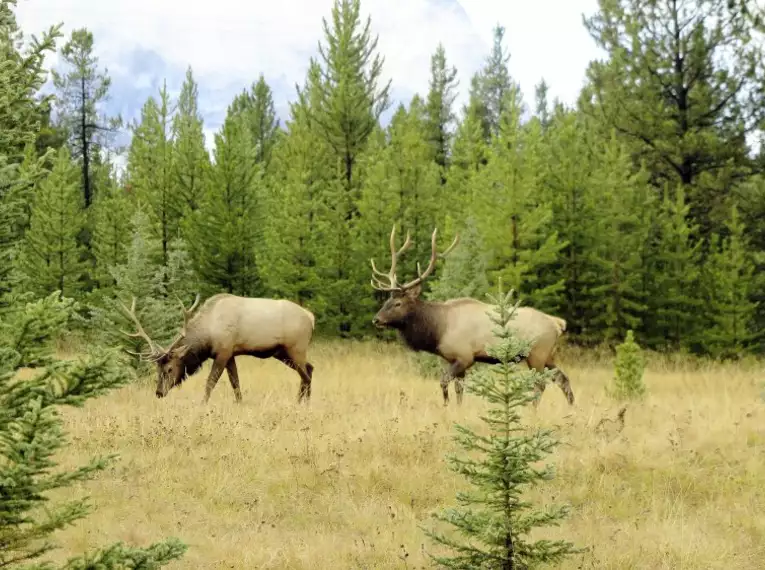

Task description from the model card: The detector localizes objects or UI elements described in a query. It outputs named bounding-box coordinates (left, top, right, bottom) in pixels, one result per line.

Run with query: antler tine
left=175, top=293, right=201, bottom=335
left=399, top=228, right=460, bottom=290
left=370, top=225, right=413, bottom=292
left=118, top=296, right=165, bottom=358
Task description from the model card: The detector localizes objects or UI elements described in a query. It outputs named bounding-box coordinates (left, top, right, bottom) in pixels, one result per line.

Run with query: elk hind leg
left=274, top=346, right=313, bottom=404
left=225, top=357, right=242, bottom=403
left=441, top=359, right=469, bottom=406
left=548, top=360, right=574, bottom=405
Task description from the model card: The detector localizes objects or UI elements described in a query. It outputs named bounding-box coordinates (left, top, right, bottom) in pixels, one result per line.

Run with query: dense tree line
left=2, top=0, right=765, bottom=360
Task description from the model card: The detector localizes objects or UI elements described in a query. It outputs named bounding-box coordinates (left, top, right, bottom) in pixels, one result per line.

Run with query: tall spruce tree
left=171, top=66, right=209, bottom=214
left=701, top=205, right=758, bottom=357
left=230, top=74, right=281, bottom=169
left=16, top=146, right=87, bottom=299
left=309, top=0, right=391, bottom=204
left=185, top=103, right=263, bottom=297
left=472, top=90, right=566, bottom=313
left=424, top=43, right=459, bottom=177
left=51, top=27, right=121, bottom=208
left=643, top=185, right=703, bottom=350
left=587, top=132, right=654, bottom=345
left=90, top=166, right=133, bottom=288
left=126, top=82, right=180, bottom=270
left=475, top=24, right=523, bottom=139
left=260, top=64, right=330, bottom=312
left=582, top=0, right=765, bottom=240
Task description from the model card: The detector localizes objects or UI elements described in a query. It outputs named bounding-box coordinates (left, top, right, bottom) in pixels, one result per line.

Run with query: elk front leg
left=202, top=356, right=227, bottom=404
left=225, top=357, right=242, bottom=403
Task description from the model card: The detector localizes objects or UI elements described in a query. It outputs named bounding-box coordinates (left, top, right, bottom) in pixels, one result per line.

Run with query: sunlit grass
left=37, top=339, right=765, bottom=568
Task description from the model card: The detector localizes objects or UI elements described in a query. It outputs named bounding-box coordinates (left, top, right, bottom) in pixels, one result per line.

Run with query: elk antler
left=165, top=293, right=202, bottom=352
left=370, top=225, right=413, bottom=291
left=118, top=297, right=166, bottom=361
left=175, top=293, right=201, bottom=336
left=370, top=226, right=459, bottom=292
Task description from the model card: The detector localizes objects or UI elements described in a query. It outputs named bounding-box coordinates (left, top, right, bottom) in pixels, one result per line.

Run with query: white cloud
left=15, top=0, right=604, bottom=129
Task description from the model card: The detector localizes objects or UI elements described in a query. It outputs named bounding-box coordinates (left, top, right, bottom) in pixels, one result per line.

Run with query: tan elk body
left=370, top=226, right=574, bottom=406
left=121, top=293, right=316, bottom=403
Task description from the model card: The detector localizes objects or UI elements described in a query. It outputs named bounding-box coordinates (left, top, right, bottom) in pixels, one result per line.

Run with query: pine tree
left=126, top=83, right=181, bottom=269
left=475, top=24, right=523, bottom=139
left=229, top=74, right=281, bottom=169
left=377, top=97, right=444, bottom=282
left=587, top=132, right=653, bottom=345
left=541, top=107, right=605, bottom=341
left=16, top=146, right=87, bottom=299
left=51, top=27, right=121, bottom=208
left=260, top=63, right=332, bottom=316
left=610, top=329, right=646, bottom=400
left=428, top=215, right=490, bottom=301
left=90, top=166, right=132, bottom=288
left=185, top=104, right=263, bottom=297
left=171, top=66, right=209, bottom=214
left=534, top=79, right=551, bottom=130
left=643, top=185, right=703, bottom=350
left=423, top=283, right=579, bottom=568
left=0, top=1, right=62, bottom=160
left=472, top=89, right=566, bottom=313
left=424, top=43, right=459, bottom=176
left=0, top=294, right=187, bottom=568
left=447, top=75, right=489, bottom=216
left=582, top=0, right=764, bottom=241
left=309, top=0, right=391, bottom=205
left=89, top=207, right=175, bottom=370
left=701, top=205, right=759, bottom=357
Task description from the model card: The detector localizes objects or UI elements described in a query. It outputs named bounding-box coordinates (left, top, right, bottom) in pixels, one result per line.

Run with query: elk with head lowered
left=370, top=225, right=574, bottom=407
left=120, top=293, right=316, bottom=403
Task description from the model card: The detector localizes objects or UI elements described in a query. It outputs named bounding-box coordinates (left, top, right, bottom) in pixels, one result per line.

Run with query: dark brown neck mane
left=396, top=300, right=446, bottom=355
left=178, top=333, right=213, bottom=383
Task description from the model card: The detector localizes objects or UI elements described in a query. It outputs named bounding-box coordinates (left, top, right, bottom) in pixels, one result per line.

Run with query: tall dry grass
left=41, top=340, right=765, bottom=568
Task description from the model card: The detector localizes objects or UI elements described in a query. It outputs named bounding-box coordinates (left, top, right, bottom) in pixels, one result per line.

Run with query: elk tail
left=550, top=316, right=567, bottom=335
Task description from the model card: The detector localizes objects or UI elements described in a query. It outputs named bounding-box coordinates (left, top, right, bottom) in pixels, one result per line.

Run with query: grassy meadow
left=35, top=339, right=765, bottom=569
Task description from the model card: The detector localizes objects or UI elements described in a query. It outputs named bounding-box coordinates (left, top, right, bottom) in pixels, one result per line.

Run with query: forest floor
left=42, top=339, right=765, bottom=569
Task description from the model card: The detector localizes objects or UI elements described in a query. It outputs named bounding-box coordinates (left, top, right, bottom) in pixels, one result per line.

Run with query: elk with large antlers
left=370, top=225, right=574, bottom=407
left=120, top=293, right=316, bottom=403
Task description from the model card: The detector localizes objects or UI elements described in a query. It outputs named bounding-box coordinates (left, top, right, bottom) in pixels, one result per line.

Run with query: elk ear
left=405, top=284, right=422, bottom=299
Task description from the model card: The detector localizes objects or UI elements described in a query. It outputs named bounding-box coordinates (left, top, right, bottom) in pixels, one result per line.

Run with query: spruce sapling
left=610, top=329, right=646, bottom=400
left=423, top=281, right=579, bottom=569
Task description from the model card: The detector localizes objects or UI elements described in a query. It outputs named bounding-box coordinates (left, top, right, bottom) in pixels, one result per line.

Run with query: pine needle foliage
left=423, top=282, right=580, bottom=569
left=0, top=297, right=187, bottom=569
left=610, top=329, right=646, bottom=401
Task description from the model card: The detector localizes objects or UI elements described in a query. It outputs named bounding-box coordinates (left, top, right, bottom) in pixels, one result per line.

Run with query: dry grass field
left=40, top=339, right=765, bottom=569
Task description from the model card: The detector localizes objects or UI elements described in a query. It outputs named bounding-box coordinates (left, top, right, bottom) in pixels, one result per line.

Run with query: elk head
left=119, top=294, right=200, bottom=398
left=370, top=225, right=459, bottom=329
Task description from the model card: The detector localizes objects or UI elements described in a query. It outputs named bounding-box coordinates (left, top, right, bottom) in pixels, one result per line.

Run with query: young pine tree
left=423, top=283, right=579, bottom=569
left=0, top=295, right=187, bottom=568
left=610, top=329, right=646, bottom=400
left=16, top=146, right=87, bottom=299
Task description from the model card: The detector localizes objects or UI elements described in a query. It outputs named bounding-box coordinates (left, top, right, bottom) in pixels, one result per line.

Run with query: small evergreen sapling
left=610, top=329, right=646, bottom=400
left=423, top=283, right=579, bottom=569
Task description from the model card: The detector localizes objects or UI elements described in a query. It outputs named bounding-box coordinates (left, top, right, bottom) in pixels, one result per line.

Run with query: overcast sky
left=17, top=0, right=605, bottom=150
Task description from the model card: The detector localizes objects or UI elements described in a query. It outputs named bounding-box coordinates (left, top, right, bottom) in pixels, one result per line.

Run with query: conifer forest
left=3, top=0, right=765, bottom=357
left=3, top=0, right=765, bottom=568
